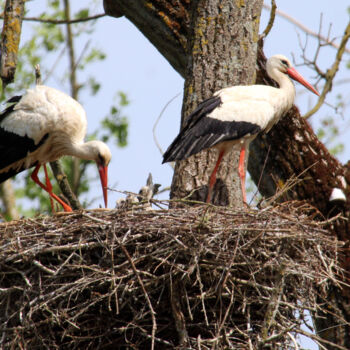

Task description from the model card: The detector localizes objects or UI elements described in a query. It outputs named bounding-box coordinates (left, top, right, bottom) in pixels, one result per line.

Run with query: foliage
left=100, top=92, right=129, bottom=147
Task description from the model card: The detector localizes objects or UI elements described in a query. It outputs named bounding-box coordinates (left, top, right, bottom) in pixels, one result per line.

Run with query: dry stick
left=170, top=277, right=189, bottom=347
left=152, top=92, right=181, bottom=169
left=261, top=265, right=286, bottom=340
left=0, top=13, right=106, bottom=25
left=33, top=260, right=56, bottom=275
left=195, top=257, right=209, bottom=326
left=49, top=161, right=82, bottom=210
left=252, top=144, right=271, bottom=206
left=296, top=328, right=348, bottom=350
left=304, top=19, right=350, bottom=119
left=287, top=332, right=300, bottom=349
left=118, top=240, right=157, bottom=350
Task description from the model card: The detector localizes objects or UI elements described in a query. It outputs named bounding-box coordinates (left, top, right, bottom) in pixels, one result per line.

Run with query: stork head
left=83, top=140, right=111, bottom=208
left=267, top=55, right=319, bottom=96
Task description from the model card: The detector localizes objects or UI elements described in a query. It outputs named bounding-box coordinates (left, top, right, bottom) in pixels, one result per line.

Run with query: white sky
left=18, top=1, right=350, bottom=348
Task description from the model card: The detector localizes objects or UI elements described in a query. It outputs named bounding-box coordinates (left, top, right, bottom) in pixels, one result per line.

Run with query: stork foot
left=31, top=164, right=73, bottom=213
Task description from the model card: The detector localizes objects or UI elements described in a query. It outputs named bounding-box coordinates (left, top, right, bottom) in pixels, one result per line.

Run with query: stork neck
left=67, top=141, right=98, bottom=161
left=279, top=74, right=295, bottom=93
left=274, top=72, right=296, bottom=109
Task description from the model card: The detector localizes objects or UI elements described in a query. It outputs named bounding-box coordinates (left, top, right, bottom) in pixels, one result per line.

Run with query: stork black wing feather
left=0, top=161, right=37, bottom=183
left=0, top=95, right=22, bottom=123
left=162, top=96, right=222, bottom=163
left=0, top=128, right=49, bottom=183
left=162, top=95, right=261, bottom=162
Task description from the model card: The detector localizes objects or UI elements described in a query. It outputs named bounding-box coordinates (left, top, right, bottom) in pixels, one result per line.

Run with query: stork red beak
left=98, top=165, right=108, bottom=208
left=286, top=67, right=319, bottom=96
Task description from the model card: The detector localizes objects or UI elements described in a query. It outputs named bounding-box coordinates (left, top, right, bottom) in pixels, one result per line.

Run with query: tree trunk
left=104, top=0, right=350, bottom=346
left=0, top=180, right=20, bottom=220
left=170, top=0, right=263, bottom=206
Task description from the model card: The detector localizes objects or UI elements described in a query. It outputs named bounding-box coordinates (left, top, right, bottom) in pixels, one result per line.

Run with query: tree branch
left=261, top=0, right=276, bottom=39
left=0, top=13, right=106, bottom=25
left=263, top=4, right=350, bottom=55
left=303, top=19, right=350, bottom=119
left=49, top=161, right=82, bottom=210
left=0, top=0, right=25, bottom=86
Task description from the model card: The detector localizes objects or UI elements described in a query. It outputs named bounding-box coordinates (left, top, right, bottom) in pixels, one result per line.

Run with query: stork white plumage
left=163, top=55, right=319, bottom=204
left=0, top=85, right=111, bottom=212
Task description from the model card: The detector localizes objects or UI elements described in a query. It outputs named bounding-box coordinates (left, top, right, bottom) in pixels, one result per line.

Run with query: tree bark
left=104, top=0, right=350, bottom=346
left=169, top=0, right=262, bottom=206
left=0, top=180, right=20, bottom=220
left=0, top=0, right=25, bottom=86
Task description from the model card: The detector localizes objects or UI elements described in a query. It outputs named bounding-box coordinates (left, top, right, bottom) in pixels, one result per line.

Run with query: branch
left=118, top=239, right=157, bottom=350
left=263, top=4, right=350, bottom=55
left=49, top=161, right=82, bottom=210
left=261, top=0, right=276, bottom=39
left=304, top=19, right=350, bottom=119
left=0, top=0, right=25, bottom=86
left=0, top=181, right=20, bottom=220
left=0, top=13, right=106, bottom=25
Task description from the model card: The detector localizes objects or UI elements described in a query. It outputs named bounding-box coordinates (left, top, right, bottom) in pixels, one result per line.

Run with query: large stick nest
left=0, top=202, right=343, bottom=349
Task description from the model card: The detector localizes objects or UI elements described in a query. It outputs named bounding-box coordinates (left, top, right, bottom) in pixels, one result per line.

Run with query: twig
left=33, top=259, right=56, bottom=275
left=152, top=92, right=181, bottom=168
left=195, top=256, right=209, bottom=326
left=170, top=277, right=189, bottom=347
left=118, top=239, right=157, bottom=350
left=263, top=4, right=350, bottom=55
left=304, top=19, right=350, bottom=119
left=0, top=13, right=106, bottom=25
left=49, top=160, right=83, bottom=210
left=296, top=328, right=348, bottom=350
left=35, top=64, right=42, bottom=84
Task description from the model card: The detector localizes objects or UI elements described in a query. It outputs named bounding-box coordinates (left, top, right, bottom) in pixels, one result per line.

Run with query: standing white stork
left=0, top=85, right=111, bottom=212
left=163, top=55, right=319, bottom=204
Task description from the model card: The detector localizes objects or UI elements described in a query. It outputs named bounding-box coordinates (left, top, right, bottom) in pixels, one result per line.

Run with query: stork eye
left=281, top=59, right=289, bottom=67
left=98, top=153, right=104, bottom=165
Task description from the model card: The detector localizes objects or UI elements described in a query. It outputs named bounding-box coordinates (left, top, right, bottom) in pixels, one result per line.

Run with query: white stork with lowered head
left=0, top=85, right=111, bottom=212
left=163, top=55, right=319, bottom=204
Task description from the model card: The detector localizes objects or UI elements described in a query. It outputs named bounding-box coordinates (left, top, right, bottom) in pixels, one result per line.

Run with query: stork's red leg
left=206, top=150, right=225, bottom=203
left=43, top=164, right=55, bottom=213
left=31, top=164, right=73, bottom=212
left=238, top=145, right=247, bottom=204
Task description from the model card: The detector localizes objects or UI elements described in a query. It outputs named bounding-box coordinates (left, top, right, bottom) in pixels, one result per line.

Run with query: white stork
left=163, top=55, right=319, bottom=204
left=0, top=85, right=111, bottom=212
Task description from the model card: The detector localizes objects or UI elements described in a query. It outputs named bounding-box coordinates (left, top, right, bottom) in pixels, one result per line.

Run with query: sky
left=15, top=1, right=350, bottom=348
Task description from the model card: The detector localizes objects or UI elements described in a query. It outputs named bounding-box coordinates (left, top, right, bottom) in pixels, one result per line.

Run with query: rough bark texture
left=104, top=0, right=350, bottom=346
left=170, top=0, right=263, bottom=206
left=0, top=0, right=25, bottom=86
left=0, top=180, right=20, bottom=220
